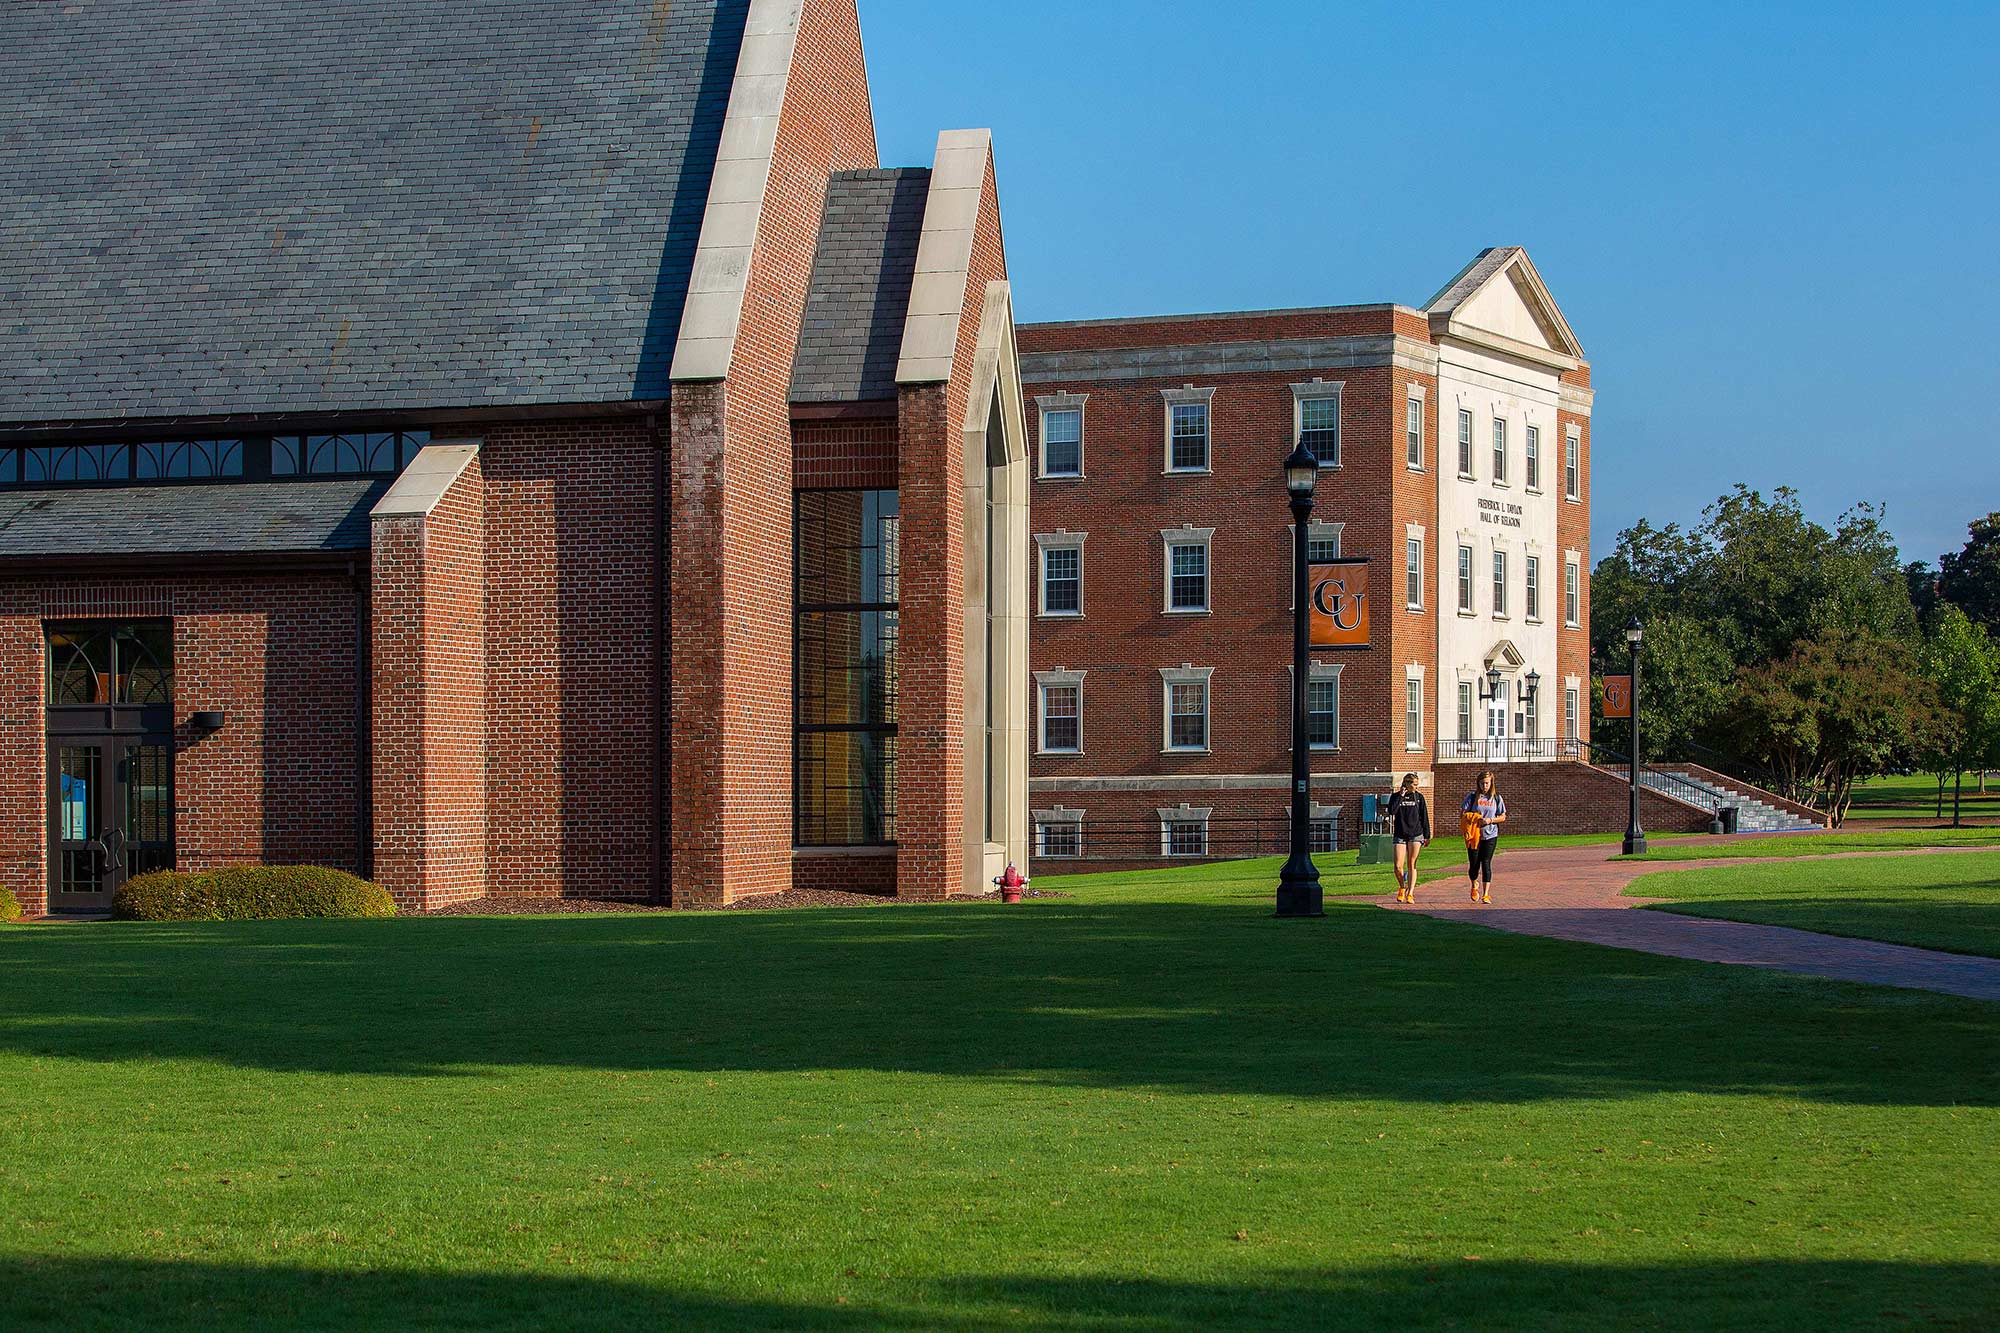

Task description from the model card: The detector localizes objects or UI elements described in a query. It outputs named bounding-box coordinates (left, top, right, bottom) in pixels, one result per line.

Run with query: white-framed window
left=1405, top=672, right=1424, bottom=750
left=1565, top=431, right=1581, bottom=501
left=1036, top=670, right=1084, bottom=754
left=1525, top=683, right=1539, bottom=739
left=1162, top=387, right=1214, bottom=473
left=1160, top=807, right=1211, bottom=857
left=1310, top=816, right=1339, bottom=855
left=1458, top=680, right=1475, bottom=741
left=1293, top=380, right=1342, bottom=468
left=1405, top=536, right=1423, bottom=609
left=1457, top=544, right=1474, bottom=613
left=1492, top=417, right=1507, bottom=484
left=1457, top=408, right=1474, bottom=477
left=1038, top=395, right=1085, bottom=478
left=1161, top=666, right=1213, bottom=752
left=1492, top=549, right=1508, bottom=617
left=1525, top=554, right=1541, bottom=622
left=1307, top=522, right=1342, bottom=564
left=1565, top=685, right=1580, bottom=741
left=1525, top=424, right=1541, bottom=491
left=1406, top=392, right=1425, bottom=470
left=1565, top=557, right=1581, bottom=627
left=1035, top=806, right=1084, bottom=858
left=1162, top=526, right=1213, bottom=613
left=1304, top=661, right=1342, bottom=750
left=1036, top=533, right=1084, bottom=616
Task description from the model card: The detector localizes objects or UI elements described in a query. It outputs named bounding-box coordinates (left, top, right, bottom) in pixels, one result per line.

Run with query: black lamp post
left=1277, top=442, right=1324, bottom=918
left=1622, top=617, right=1647, bottom=856
left=1525, top=669, right=1540, bottom=754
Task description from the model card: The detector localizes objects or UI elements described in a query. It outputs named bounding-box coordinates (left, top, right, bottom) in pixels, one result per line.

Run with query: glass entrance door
left=52, top=742, right=111, bottom=911
left=1487, top=682, right=1510, bottom=760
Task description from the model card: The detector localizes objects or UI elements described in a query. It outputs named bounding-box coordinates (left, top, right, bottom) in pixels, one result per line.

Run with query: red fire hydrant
left=993, top=862, right=1027, bottom=904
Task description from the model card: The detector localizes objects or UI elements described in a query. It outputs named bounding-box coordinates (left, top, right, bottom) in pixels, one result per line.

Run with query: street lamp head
left=1526, top=669, right=1541, bottom=697
left=1486, top=665, right=1503, bottom=694
left=1624, top=616, right=1644, bottom=648
left=1283, top=443, right=1319, bottom=498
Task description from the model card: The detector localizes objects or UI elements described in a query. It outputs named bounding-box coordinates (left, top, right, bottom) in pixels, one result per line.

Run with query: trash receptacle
left=1356, top=793, right=1392, bottom=865
left=1719, top=806, right=1740, bottom=834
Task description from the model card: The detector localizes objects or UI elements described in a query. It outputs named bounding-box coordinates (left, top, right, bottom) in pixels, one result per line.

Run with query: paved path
left=1379, top=844, right=2000, bottom=1003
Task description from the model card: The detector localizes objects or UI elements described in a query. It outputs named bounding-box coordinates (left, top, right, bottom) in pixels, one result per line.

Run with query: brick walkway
left=1381, top=843, right=2000, bottom=1003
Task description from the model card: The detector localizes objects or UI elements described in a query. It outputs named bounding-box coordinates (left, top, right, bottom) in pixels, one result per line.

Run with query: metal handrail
left=1583, top=741, right=1725, bottom=814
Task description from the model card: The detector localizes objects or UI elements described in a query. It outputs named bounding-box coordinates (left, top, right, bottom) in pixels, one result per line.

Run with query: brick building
left=0, top=0, right=1029, bottom=915
left=1018, top=249, right=1608, bottom=868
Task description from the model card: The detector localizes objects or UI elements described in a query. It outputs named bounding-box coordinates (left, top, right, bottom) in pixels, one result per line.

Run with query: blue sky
left=861, top=0, right=2000, bottom=567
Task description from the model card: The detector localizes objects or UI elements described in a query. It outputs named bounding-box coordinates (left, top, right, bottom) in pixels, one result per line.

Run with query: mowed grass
left=1625, top=827, right=2000, bottom=862
left=1630, top=850, right=2000, bottom=959
left=2, top=866, right=1997, bottom=1330
left=1848, top=772, right=2000, bottom=823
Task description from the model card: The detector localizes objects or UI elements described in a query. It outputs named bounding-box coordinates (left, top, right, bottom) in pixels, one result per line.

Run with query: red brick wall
left=794, top=416, right=897, bottom=488
left=793, top=849, right=896, bottom=895
left=1433, top=761, right=1710, bottom=837
left=669, top=0, right=877, bottom=907
left=0, top=572, right=365, bottom=916
left=1558, top=364, right=1592, bottom=747
left=1018, top=305, right=1426, bottom=355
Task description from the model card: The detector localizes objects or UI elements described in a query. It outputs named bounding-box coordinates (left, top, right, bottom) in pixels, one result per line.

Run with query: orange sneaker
left=1481, top=891, right=1492, bottom=904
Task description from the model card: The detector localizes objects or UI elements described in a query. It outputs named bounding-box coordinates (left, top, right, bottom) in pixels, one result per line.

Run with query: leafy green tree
left=1939, top=512, right=2000, bottom=634
left=1919, top=606, right=2000, bottom=826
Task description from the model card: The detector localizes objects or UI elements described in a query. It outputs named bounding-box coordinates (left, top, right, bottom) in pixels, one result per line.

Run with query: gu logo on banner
left=1602, top=674, right=1633, bottom=719
left=1308, top=558, right=1370, bottom=649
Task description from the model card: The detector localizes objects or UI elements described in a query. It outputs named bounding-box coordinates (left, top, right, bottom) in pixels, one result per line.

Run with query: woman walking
left=1462, top=771, right=1507, bottom=903
left=1387, top=773, right=1430, bottom=903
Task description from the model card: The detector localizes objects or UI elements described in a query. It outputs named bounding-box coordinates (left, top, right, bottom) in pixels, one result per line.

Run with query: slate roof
left=790, top=169, right=932, bottom=404
left=0, top=480, right=388, bottom=558
left=0, top=0, right=749, bottom=425
left=1421, top=246, right=1522, bottom=315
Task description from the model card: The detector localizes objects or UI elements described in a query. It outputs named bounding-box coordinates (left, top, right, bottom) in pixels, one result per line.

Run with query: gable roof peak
left=1421, top=246, right=1584, bottom=366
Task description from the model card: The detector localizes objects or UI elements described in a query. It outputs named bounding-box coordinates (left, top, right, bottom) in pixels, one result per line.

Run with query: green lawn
left=2, top=868, right=1996, bottom=1330
left=1848, top=772, right=2000, bottom=823
left=1624, top=827, right=2000, bottom=862
left=1629, top=850, right=2000, bottom=959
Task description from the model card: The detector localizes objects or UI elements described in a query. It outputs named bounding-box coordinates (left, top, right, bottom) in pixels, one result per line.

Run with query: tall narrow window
left=1405, top=537, right=1423, bottom=608
left=794, top=490, right=900, bottom=847
left=1167, top=680, right=1209, bottom=751
left=1307, top=676, right=1339, bottom=749
left=1168, top=541, right=1209, bottom=612
left=1458, top=681, right=1474, bottom=741
left=1492, top=418, right=1507, bottom=483
left=1169, top=403, right=1210, bottom=471
left=1493, top=550, right=1508, bottom=616
left=1457, top=544, right=1474, bottom=613
left=1565, top=686, right=1580, bottom=741
left=1525, top=555, right=1541, bottom=621
left=1299, top=396, right=1340, bottom=467
left=1041, top=545, right=1081, bottom=615
left=1525, top=684, right=1539, bottom=739
left=1457, top=409, right=1474, bottom=477
left=1525, top=425, right=1541, bottom=490
left=1040, top=681, right=1081, bottom=753
left=1041, top=408, right=1082, bottom=477
left=1565, top=433, right=1580, bottom=500
left=1407, top=396, right=1425, bottom=469
left=1405, top=678, right=1424, bottom=749
left=1565, top=560, right=1581, bottom=626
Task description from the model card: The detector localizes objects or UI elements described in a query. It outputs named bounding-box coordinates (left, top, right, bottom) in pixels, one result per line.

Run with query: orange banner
left=1308, top=559, right=1370, bottom=649
left=1601, top=675, right=1633, bottom=719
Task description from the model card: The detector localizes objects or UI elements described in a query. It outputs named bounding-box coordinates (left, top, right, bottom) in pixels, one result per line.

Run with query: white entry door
left=1487, top=681, right=1510, bottom=758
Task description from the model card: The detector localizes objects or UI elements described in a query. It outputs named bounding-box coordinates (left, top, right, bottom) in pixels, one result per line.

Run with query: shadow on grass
left=1, top=1255, right=1995, bottom=1331
left=1, top=899, right=1994, bottom=1106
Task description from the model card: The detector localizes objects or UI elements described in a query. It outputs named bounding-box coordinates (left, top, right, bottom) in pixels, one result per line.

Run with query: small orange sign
left=1308, top=559, right=1370, bottom=650
left=1602, top=675, right=1633, bottom=719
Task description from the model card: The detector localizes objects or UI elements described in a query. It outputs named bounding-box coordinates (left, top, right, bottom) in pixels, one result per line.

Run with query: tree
left=1939, top=512, right=2000, bottom=635
left=1726, top=630, right=1940, bottom=825
left=1919, top=606, right=2000, bottom=826
left=1623, top=613, right=1735, bottom=760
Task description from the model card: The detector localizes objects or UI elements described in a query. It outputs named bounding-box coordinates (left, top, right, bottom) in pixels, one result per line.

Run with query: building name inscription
left=1477, top=498, right=1524, bottom=528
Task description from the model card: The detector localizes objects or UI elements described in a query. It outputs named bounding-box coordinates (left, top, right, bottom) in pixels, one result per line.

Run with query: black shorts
left=1467, top=838, right=1497, bottom=882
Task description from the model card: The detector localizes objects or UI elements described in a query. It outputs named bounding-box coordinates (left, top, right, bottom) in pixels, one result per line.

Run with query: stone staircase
left=1641, top=768, right=1821, bottom=833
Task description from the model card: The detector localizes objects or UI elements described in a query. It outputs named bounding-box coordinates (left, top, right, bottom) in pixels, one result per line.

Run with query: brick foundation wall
left=792, top=848, right=896, bottom=895
left=1433, top=760, right=1711, bottom=837
left=0, top=572, right=365, bottom=916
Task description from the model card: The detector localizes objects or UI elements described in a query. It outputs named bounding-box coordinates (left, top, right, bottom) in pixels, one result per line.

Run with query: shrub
left=114, top=865, right=396, bottom=921
left=0, top=885, right=19, bottom=923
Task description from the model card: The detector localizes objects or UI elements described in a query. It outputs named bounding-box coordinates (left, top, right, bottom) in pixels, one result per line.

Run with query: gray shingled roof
left=0, top=480, right=388, bottom=557
left=0, top=0, right=749, bottom=425
left=1421, top=246, right=1522, bottom=314
left=790, top=169, right=932, bottom=404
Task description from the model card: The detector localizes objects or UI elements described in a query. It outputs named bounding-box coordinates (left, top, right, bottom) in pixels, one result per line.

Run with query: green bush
left=0, top=885, right=20, bottom=923
left=114, top=865, right=396, bottom=922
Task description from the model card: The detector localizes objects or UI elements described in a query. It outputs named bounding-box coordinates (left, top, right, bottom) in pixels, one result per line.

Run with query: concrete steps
left=1641, top=768, right=1821, bottom=833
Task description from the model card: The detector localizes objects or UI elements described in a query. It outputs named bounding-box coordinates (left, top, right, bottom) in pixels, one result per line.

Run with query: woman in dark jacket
left=1387, top=772, right=1430, bottom=903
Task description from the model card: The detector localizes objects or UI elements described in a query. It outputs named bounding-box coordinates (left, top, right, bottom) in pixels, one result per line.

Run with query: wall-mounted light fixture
left=191, top=710, right=226, bottom=732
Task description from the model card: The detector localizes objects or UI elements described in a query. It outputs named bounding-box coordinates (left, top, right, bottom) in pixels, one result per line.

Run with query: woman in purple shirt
left=1462, top=771, right=1507, bottom=904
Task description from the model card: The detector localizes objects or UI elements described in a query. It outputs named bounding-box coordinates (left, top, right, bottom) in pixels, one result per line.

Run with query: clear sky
left=859, top=0, right=2000, bottom=567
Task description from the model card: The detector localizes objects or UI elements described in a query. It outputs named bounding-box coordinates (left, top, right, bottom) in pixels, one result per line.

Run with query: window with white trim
left=1037, top=820, right=1081, bottom=858
left=1163, top=389, right=1214, bottom=473
left=1405, top=537, right=1423, bottom=609
left=1040, top=544, right=1081, bottom=615
left=1038, top=676, right=1082, bottom=753
left=1041, top=408, right=1082, bottom=477
left=1492, top=549, right=1507, bottom=617
left=1457, top=409, right=1474, bottom=477
left=1492, top=417, right=1507, bottom=484
left=1525, top=683, right=1538, bottom=739
left=1307, top=524, right=1342, bottom=565
left=1457, top=544, right=1474, bottom=613
left=1525, top=554, right=1541, bottom=621
left=1298, top=395, right=1340, bottom=467
left=1405, top=676, right=1424, bottom=750
left=1525, top=424, right=1541, bottom=491
left=1458, top=680, right=1474, bottom=741
left=1406, top=395, right=1424, bottom=470
left=1159, top=805, right=1210, bottom=857
left=1565, top=686, right=1580, bottom=741
left=1565, top=559, right=1581, bottom=627
left=1164, top=531, right=1211, bottom=613
left=1161, top=667, right=1212, bottom=752
left=1309, top=811, right=1339, bottom=854
left=1565, top=432, right=1580, bottom=500
left=1308, top=670, right=1340, bottom=749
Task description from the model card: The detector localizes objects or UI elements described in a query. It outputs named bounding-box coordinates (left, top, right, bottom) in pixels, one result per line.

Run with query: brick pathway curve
left=1379, top=843, right=2000, bottom=1003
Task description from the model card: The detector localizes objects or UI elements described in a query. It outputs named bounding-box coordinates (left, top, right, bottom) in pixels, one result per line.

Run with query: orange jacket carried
left=1461, top=808, right=1483, bottom=849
